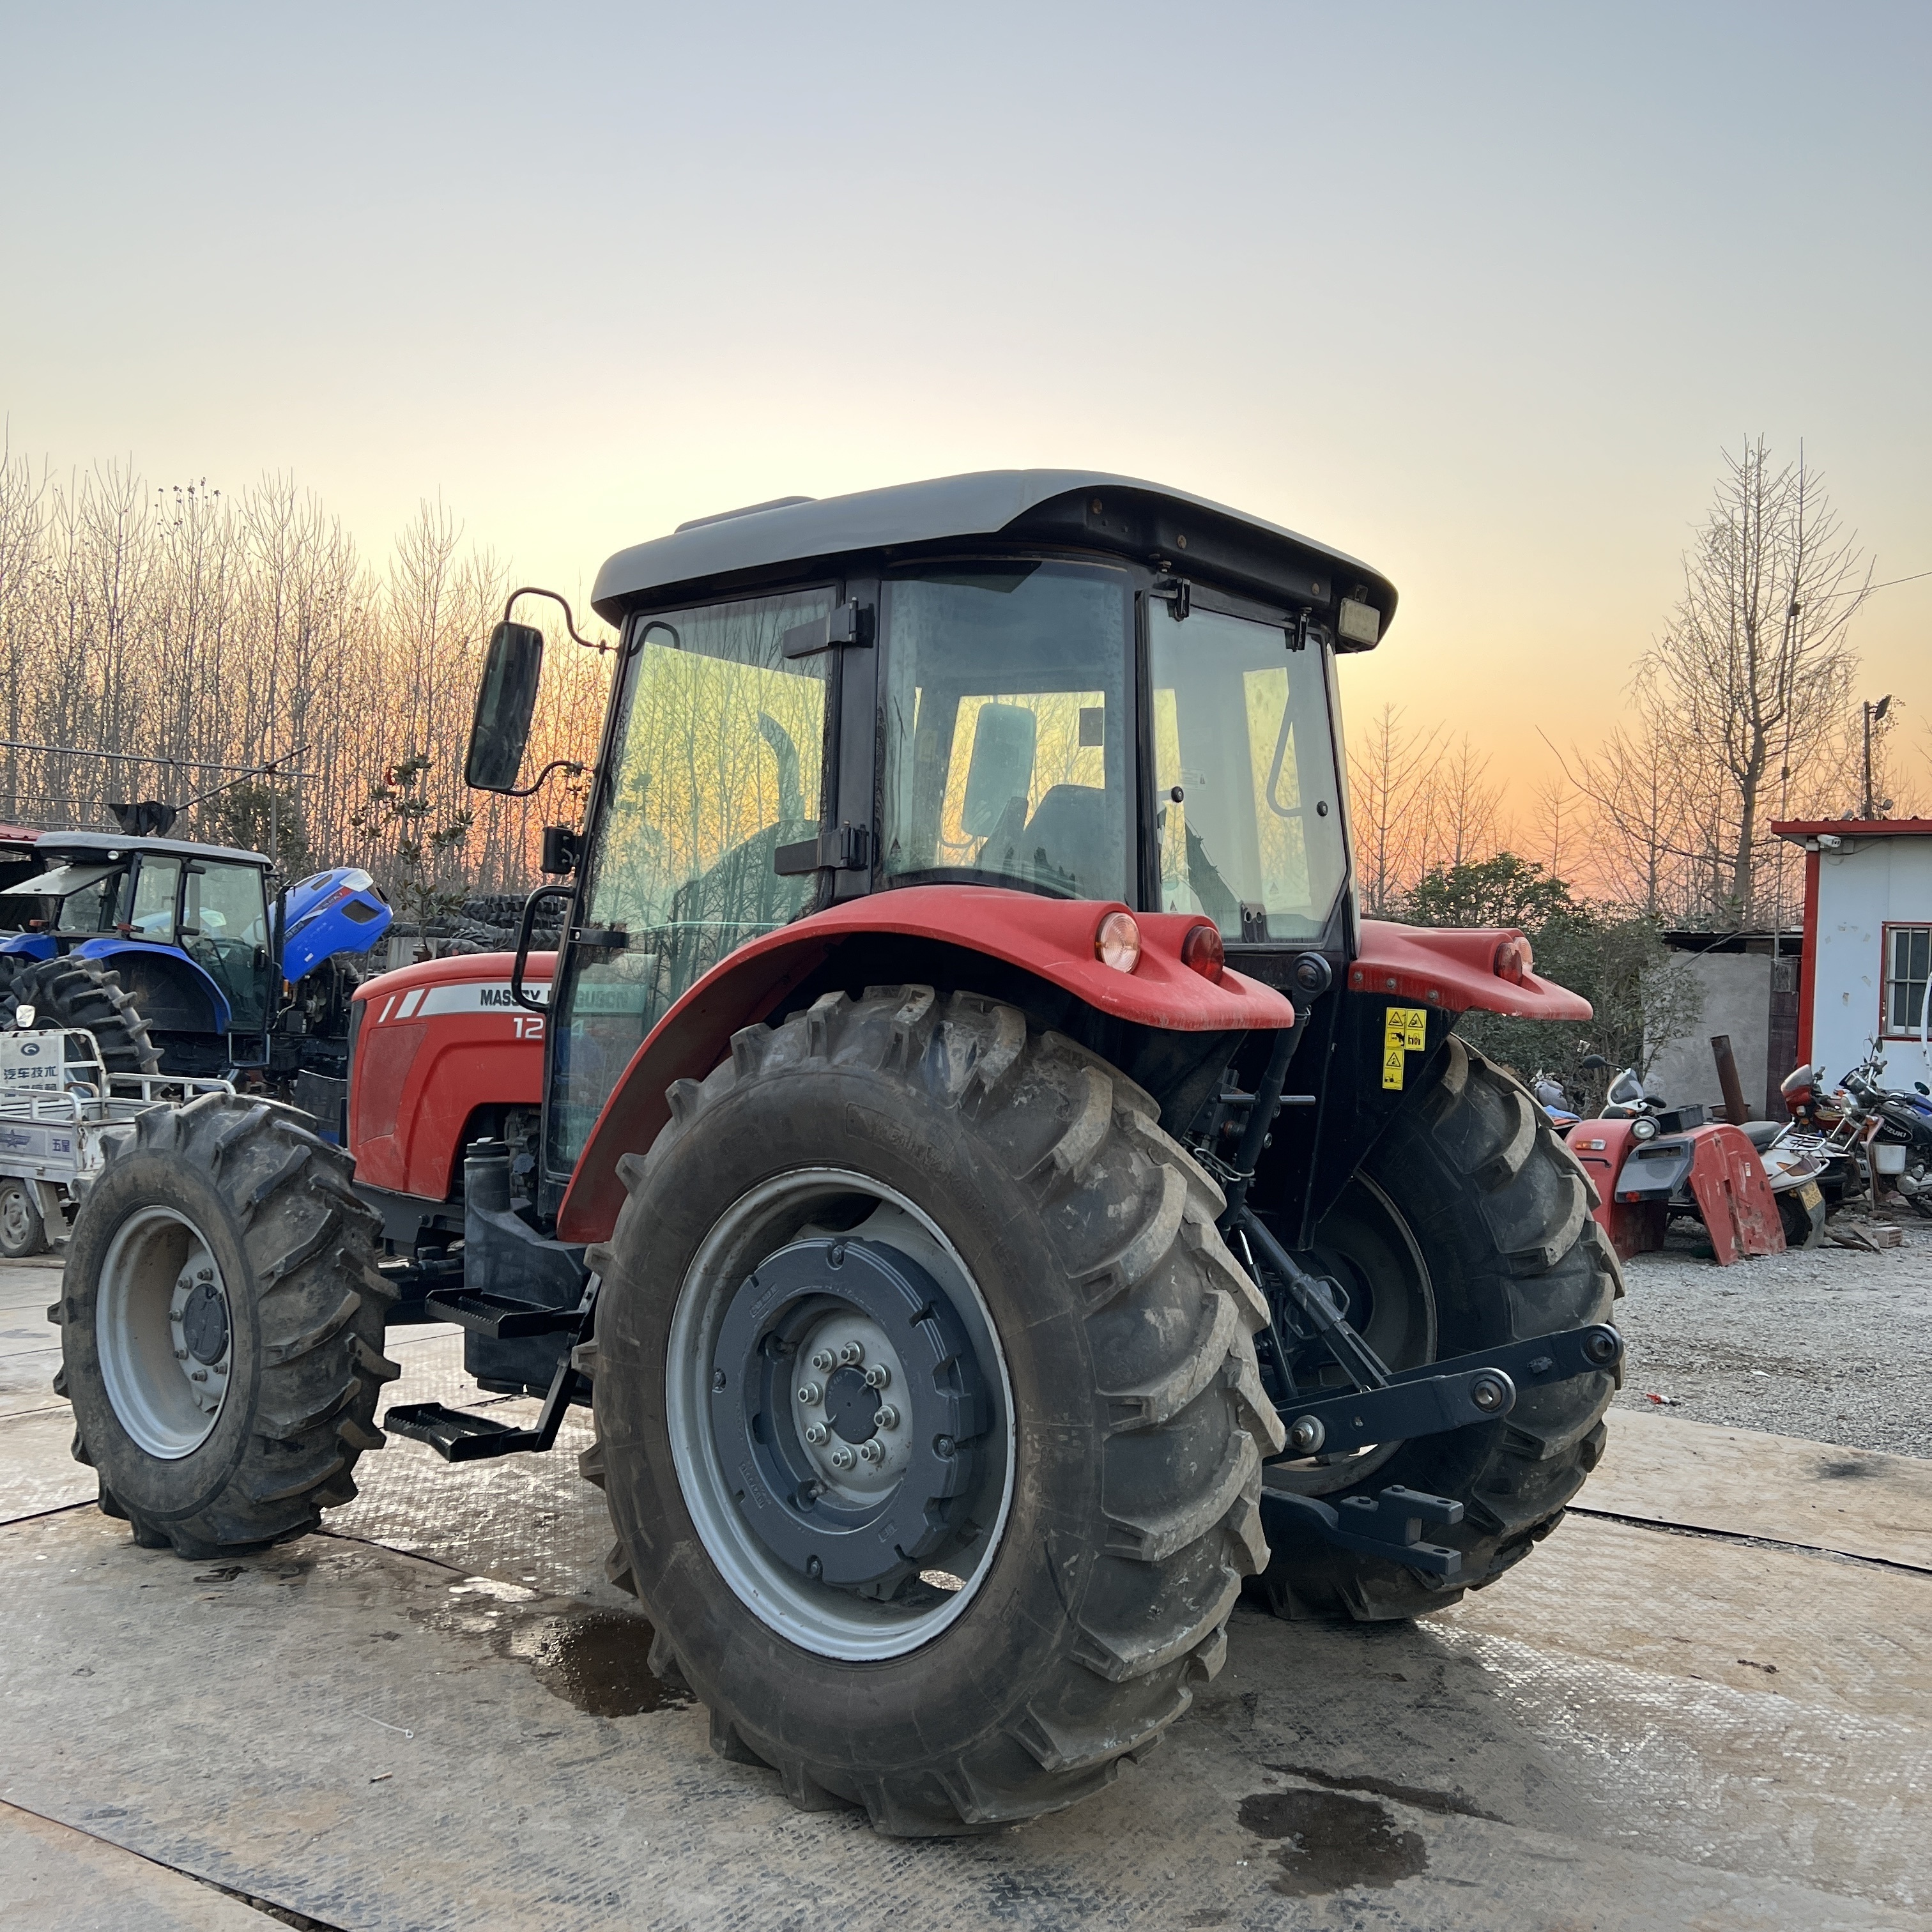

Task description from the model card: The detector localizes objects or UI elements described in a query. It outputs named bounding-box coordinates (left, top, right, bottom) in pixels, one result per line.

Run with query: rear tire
left=594, top=985, right=1283, bottom=1835
left=0, top=1177, right=48, bottom=1257
left=56, top=1092, right=398, bottom=1557
left=13, top=955, right=160, bottom=1074
left=1254, top=1036, right=1621, bottom=1621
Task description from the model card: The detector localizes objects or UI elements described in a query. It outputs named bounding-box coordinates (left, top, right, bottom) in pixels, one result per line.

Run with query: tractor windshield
left=880, top=562, right=1131, bottom=903
left=1148, top=606, right=1347, bottom=942
left=548, top=588, right=834, bottom=1170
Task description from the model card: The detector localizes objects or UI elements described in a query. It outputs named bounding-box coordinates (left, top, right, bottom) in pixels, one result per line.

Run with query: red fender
left=1682, top=1123, right=1786, bottom=1264
left=1351, top=921, right=1593, bottom=1021
left=349, top=951, right=554, bottom=1200
left=1565, top=1118, right=1667, bottom=1261
left=556, top=887, right=1292, bottom=1243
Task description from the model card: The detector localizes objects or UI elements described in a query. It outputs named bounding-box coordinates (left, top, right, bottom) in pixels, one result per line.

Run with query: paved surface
left=1611, top=1218, right=1932, bottom=1455
left=3, top=1254, right=1929, bottom=1930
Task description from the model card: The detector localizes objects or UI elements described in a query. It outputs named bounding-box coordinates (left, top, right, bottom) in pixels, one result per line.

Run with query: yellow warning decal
left=1381, top=1005, right=1429, bottom=1089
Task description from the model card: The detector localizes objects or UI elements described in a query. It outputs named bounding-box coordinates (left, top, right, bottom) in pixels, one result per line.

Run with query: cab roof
left=591, top=469, right=1397, bottom=648
left=34, top=830, right=271, bottom=868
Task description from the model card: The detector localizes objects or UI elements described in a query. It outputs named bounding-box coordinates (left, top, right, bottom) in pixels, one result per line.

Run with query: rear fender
left=556, top=887, right=1293, bottom=1243
left=1351, top=919, right=1592, bottom=1020
left=0, top=933, right=56, bottom=962
left=72, top=939, right=230, bottom=1034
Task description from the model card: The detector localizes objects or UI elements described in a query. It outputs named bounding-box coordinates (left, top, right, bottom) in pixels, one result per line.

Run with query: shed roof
left=1772, top=819, right=1932, bottom=843
left=590, top=469, right=1395, bottom=638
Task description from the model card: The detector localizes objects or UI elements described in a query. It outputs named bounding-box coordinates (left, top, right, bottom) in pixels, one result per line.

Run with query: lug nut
left=191, top=1368, right=208, bottom=1383
left=169, top=1309, right=183, bottom=1324
left=1287, top=1414, right=1325, bottom=1455
left=804, top=1423, right=828, bottom=1446
left=711, top=1368, right=727, bottom=1392
left=197, top=1267, right=213, bottom=1283
left=810, top=1349, right=836, bottom=1373
left=797, top=1382, right=822, bottom=1406
left=875, top=1404, right=900, bottom=1430
left=829, top=1444, right=856, bottom=1470
left=859, top=1439, right=885, bottom=1464
left=213, top=1362, right=227, bottom=1376
left=933, top=1434, right=956, bottom=1460
left=1470, top=1374, right=1508, bottom=1413
left=838, top=1340, right=864, bottom=1367
left=862, top=1363, right=890, bottom=1390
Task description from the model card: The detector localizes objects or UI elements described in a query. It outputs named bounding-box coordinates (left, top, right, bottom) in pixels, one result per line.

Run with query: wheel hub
left=98, top=1209, right=232, bottom=1458
left=707, top=1234, right=985, bottom=1592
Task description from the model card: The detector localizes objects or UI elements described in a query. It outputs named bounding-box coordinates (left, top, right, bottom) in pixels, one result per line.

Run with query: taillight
left=1180, top=923, right=1225, bottom=983
left=1096, top=910, right=1142, bottom=973
left=1494, top=935, right=1534, bottom=983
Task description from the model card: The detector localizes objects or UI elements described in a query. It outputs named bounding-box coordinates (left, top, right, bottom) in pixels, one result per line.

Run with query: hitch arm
left=1270, top=1323, right=1624, bottom=1460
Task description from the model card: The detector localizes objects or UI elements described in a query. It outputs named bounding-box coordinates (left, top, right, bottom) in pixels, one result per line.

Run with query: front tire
left=594, top=986, right=1283, bottom=1834
left=57, top=1092, right=399, bottom=1557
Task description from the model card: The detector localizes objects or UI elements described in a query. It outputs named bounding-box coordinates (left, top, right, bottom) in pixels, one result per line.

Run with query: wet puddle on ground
left=503, top=1610, right=692, bottom=1717
left=1238, top=1788, right=1427, bottom=1896
left=411, top=1578, right=692, bottom=1718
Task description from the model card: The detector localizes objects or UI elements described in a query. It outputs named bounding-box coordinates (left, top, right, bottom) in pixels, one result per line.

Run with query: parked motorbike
left=1785, top=1049, right=1932, bottom=1220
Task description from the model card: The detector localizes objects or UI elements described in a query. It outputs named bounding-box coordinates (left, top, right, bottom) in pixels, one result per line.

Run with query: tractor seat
left=1022, top=785, right=1116, bottom=898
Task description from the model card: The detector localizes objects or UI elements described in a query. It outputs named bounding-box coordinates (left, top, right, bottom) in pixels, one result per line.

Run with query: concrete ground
left=3, top=1249, right=1929, bottom=1931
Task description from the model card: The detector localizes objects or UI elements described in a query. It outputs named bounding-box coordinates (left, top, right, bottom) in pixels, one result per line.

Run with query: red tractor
left=52, top=472, right=1623, bottom=1834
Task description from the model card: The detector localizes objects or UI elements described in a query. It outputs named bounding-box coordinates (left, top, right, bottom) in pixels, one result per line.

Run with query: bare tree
left=1642, top=440, right=1871, bottom=925
left=1347, top=704, right=1443, bottom=915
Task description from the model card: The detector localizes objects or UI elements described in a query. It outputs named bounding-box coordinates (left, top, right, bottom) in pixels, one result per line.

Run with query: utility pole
left=1861, top=694, right=1892, bottom=818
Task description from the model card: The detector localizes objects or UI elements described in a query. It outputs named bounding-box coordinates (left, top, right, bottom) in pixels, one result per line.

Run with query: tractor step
left=385, top=1401, right=553, bottom=1462
left=422, top=1288, right=582, bottom=1339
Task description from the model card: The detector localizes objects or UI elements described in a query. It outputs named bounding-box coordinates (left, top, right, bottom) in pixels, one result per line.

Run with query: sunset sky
left=5, top=2, right=1928, bottom=825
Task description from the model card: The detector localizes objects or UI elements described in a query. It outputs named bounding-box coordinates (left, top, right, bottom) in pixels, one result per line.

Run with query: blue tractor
left=0, top=831, right=392, bottom=1096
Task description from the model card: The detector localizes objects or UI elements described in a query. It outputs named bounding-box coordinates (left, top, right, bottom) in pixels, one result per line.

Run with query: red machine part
left=1675, top=1123, right=1786, bottom=1264
left=348, top=951, right=554, bottom=1202
left=1351, top=921, right=1593, bottom=1022
left=1563, top=1119, right=1666, bottom=1261
left=1567, top=1117, right=1784, bottom=1266
left=556, top=889, right=1292, bottom=1243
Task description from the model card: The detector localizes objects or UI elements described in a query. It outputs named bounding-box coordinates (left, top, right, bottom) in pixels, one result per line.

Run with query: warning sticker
left=1381, top=1005, right=1429, bottom=1089
left=1388, top=1006, right=1428, bottom=1050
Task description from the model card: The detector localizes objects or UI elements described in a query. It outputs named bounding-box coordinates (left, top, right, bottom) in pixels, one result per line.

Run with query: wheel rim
left=96, top=1207, right=233, bottom=1459
left=0, top=1183, right=33, bottom=1249
left=666, top=1167, right=1016, bottom=1662
left=1263, top=1172, right=1436, bottom=1498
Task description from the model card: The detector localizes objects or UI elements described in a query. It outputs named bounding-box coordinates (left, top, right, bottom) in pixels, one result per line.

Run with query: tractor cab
left=0, top=832, right=277, bottom=1067
left=467, top=473, right=1392, bottom=1209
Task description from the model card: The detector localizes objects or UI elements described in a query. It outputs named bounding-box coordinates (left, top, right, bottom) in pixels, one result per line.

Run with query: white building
left=1774, top=818, right=1932, bottom=1091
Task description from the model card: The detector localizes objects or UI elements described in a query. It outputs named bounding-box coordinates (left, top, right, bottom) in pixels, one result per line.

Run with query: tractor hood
left=592, top=470, right=1397, bottom=647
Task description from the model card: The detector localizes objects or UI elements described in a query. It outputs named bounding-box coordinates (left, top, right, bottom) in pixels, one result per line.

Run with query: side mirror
left=1579, top=1054, right=1609, bottom=1071
left=465, top=621, right=545, bottom=792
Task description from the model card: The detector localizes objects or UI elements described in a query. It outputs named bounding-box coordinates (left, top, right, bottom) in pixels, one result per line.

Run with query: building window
left=1884, top=924, right=1931, bottom=1037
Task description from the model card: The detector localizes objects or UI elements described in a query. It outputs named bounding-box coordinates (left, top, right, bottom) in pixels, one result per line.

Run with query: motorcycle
left=1784, top=1048, right=1932, bottom=1221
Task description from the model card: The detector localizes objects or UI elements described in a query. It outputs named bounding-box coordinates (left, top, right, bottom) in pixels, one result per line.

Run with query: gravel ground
left=1609, top=1215, right=1932, bottom=1459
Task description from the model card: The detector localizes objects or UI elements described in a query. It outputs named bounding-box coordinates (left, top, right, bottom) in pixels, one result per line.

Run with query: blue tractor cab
left=0, top=832, right=391, bottom=1079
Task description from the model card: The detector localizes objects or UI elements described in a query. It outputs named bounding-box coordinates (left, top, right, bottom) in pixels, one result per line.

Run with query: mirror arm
left=505, top=587, right=608, bottom=654
left=494, top=758, right=585, bottom=801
